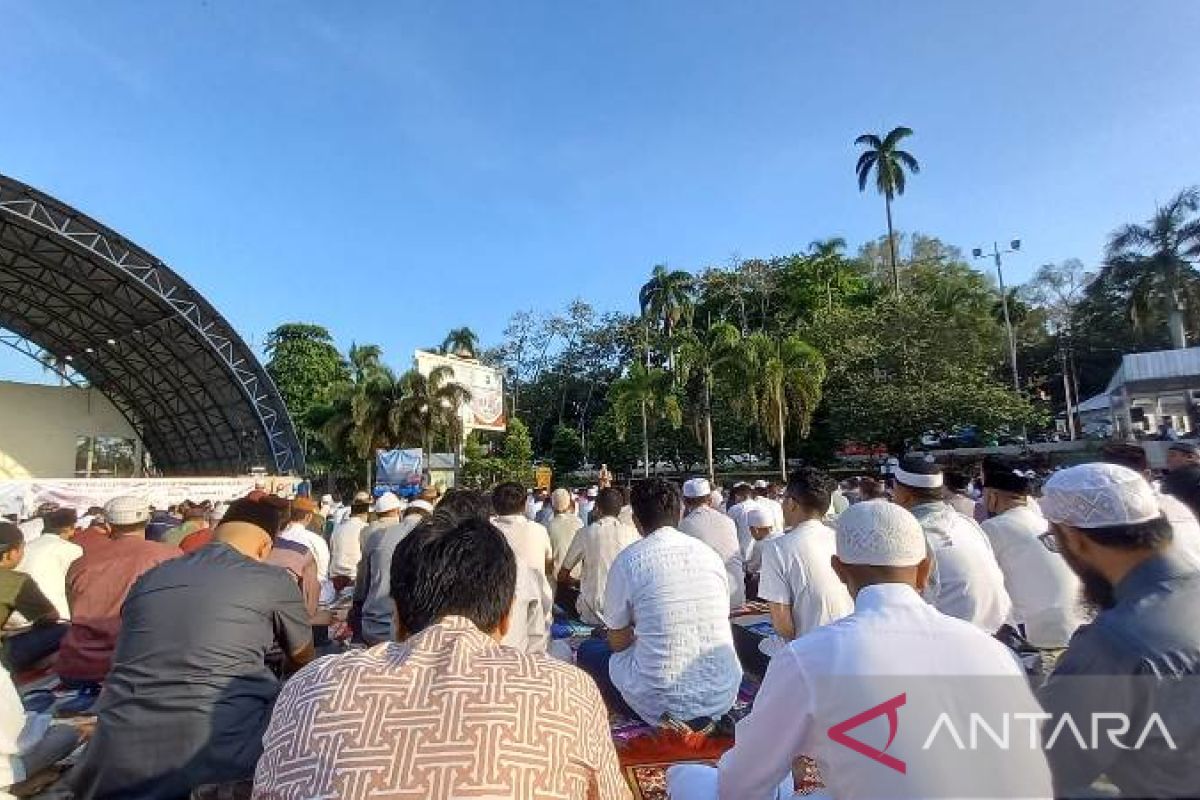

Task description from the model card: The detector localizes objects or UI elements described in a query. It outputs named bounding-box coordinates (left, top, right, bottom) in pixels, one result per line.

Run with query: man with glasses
left=1038, top=462, right=1200, bottom=798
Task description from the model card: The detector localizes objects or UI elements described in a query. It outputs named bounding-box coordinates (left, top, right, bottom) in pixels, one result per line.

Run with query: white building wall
left=0, top=380, right=143, bottom=479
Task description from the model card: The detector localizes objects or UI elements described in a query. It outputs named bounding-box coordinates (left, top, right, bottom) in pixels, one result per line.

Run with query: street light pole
left=973, top=240, right=1022, bottom=395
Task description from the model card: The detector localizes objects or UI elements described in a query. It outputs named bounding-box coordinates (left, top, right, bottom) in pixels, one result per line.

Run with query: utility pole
left=973, top=240, right=1022, bottom=394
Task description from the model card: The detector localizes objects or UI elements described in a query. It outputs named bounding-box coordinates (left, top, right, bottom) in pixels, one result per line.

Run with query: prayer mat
left=623, top=757, right=825, bottom=798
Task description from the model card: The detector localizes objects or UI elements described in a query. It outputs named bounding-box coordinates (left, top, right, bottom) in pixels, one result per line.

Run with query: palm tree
left=745, top=332, right=827, bottom=480
left=351, top=363, right=408, bottom=484
left=608, top=362, right=682, bottom=477
left=441, top=327, right=481, bottom=359
left=395, top=366, right=472, bottom=480
left=806, top=237, right=853, bottom=312
left=855, top=127, right=920, bottom=294
left=638, top=264, right=694, bottom=369
left=1106, top=187, right=1200, bottom=349
left=677, top=322, right=743, bottom=482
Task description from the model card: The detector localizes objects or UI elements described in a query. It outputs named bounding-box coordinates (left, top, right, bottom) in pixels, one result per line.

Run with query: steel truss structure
left=0, top=174, right=304, bottom=475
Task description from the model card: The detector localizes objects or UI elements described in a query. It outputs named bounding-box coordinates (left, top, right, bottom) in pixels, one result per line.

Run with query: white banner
left=414, top=350, right=506, bottom=432
left=0, top=477, right=300, bottom=520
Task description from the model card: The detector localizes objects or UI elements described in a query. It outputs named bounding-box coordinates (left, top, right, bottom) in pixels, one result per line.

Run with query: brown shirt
left=253, top=615, right=630, bottom=800
left=58, top=535, right=181, bottom=682
left=264, top=538, right=319, bottom=619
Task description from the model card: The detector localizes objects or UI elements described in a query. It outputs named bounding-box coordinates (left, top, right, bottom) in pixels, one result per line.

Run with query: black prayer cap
left=981, top=455, right=1035, bottom=495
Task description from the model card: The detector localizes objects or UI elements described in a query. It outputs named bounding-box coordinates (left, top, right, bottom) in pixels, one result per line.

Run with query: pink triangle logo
left=827, top=692, right=907, bottom=774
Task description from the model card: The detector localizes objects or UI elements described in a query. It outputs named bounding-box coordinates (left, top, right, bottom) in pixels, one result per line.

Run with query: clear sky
left=2, top=1, right=1199, bottom=382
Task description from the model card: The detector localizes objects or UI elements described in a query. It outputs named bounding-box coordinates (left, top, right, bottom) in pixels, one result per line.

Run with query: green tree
left=677, top=322, right=743, bottom=481
left=461, top=431, right=503, bottom=488
left=608, top=363, right=682, bottom=477
left=1105, top=187, right=1200, bottom=349
left=550, top=423, right=585, bottom=476
left=745, top=332, right=826, bottom=480
left=395, top=366, right=472, bottom=480
left=639, top=264, right=695, bottom=369
left=263, top=323, right=349, bottom=465
left=500, top=417, right=535, bottom=485
left=441, top=327, right=481, bottom=359
left=855, top=127, right=920, bottom=293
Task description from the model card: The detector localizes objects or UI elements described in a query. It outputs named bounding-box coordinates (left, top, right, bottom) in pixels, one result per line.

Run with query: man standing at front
left=891, top=455, right=1011, bottom=632
left=678, top=478, right=745, bottom=609
left=577, top=478, right=741, bottom=731
left=1038, top=462, right=1200, bottom=797
left=758, top=468, right=852, bottom=642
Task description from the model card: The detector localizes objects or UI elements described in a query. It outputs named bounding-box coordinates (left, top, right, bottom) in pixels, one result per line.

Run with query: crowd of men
left=0, top=441, right=1197, bottom=798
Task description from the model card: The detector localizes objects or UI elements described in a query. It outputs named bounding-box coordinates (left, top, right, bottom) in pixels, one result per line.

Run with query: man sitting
left=891, top=455, right=1012, bottom=632
left=253, top=513, right=629, bottom=799
left=758, top=468, right=852, bottom=643
left=278, top=497, right=333, bottom=605
left=678, top=478, right=745, bottom=609
left=16, top=507, right=82, bottom=619
left=0, top=523, right=66, bottom=673
left=57, top=496, right=181, bottom=692
left=577, top=479, right=742, bottom=730
left=354, top=500, right=432, bottom=645
left=491, top=482, right=554, bottom=579
left=69, top=495, right=314, bottom=799
left=1038, top=463, right=1200, bottom=797
left=668, top=500, right=1052, bottom=799
left=328, top=495, right=369, bottom=591
left=557, top=487, right=639, bottom=625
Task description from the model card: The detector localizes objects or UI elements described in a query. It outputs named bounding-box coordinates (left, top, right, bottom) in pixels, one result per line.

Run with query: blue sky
left=2, top=1, right=1199, bottom=382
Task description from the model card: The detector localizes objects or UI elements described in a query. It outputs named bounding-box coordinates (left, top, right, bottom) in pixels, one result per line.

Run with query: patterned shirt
left=253, top=615, right=630, bottom=800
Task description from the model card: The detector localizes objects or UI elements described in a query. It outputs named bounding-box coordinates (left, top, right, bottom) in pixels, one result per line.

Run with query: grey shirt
left=1038, top=550, right=1200, bottom=797
left=70, top=542, right=312, bottom=799
left=360, top=514, right=425, bottom=643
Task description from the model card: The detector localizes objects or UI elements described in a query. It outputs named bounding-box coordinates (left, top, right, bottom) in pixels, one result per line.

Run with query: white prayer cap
left=682, top=478, right=712, bottom=499
left=710, top=488, right=724, bottom=506
left=373, top=492, right=402, bottom=514
left=105, top=495, right=151, bottom=526
left=587, top=486, right=599, bottom=498
left=753, top=480, right=769, bottom=489
left=894, top=455, right=943, bottom=489
left=320, top=494, right=334, bottom=504
left=352, top=491, right=372, bottom=504
left=551, top=488, right=573, bottom=512
left=835, top=499, right=926, bottom=567
left=1040, top=462, right=1161, bottom=529
left=746, top=507, right=773, bottom=528
left=408, top=499, right=434, bottom=513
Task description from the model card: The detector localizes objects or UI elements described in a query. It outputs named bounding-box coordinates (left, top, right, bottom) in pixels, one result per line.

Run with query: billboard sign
left=413, top=350, right=506, bottom=432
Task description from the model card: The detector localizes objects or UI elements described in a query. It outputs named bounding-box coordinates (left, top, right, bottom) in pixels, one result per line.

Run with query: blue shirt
left=1038, top=550, right=1200, bottom=797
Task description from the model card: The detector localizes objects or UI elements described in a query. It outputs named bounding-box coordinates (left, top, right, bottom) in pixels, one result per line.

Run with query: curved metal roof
left=0, top=173, right=304, bottom=475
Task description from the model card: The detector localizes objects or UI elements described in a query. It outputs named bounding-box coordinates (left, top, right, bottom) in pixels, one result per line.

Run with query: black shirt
left=70, top=541, right=312, bottom=799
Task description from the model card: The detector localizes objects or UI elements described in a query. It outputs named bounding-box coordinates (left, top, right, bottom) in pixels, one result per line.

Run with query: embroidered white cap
left=373, top=492, right=402, bottom=514
left=1040, top=462, right=1161, bottom=529
left=835, top=499, right=926, bottom=567
left=682, top=478, right=712, bottom=498
left=746, top=507, right=774, bottom=528
left=105, top=495, right=151, bottom=526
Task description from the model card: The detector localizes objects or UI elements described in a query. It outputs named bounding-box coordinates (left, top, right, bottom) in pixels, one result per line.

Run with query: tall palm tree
left=441, top=327, right=481, bottom=359
left=608, top=362, right=681, bottom=477
left=677, top=322, right=743, bottom=482
left=1106, top=187, right=1200, bottom=349
left=395, top=366, right=472, bottom=480
left=638, top=264, right=694, bottom=369
left=745, top=332, right=827, bottom=480
left=855, top=127, right=920, bottom=294
left=351, top=363, right=408, bottom=482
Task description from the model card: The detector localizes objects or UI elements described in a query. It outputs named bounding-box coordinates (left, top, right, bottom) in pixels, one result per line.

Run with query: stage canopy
left=0, top=174, right=304, bottom=475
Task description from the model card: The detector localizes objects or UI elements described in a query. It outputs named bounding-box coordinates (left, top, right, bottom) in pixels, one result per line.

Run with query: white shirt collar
left=853, top=582, right=925, bottom=612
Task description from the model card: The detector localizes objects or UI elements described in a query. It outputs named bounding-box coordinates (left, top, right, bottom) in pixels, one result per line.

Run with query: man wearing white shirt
left=558, top=488, right=640, bottom=625
left=577, top=479, right=742, bottom=729
left=328, top=495, right=370, bottom=590
left=892, top=455, right=1012, bottom=632
left=979, top=456, right=1082, bottom=649
left=491, top=483, right=554, bottom=579
left=16, top=508, right=82, bottom=619
left=1102, top=441, right=1200, bottom=566
left=668, top=500, right=1052, bottom=800
left=753, top=481, right=785, bottom=533
left=678, top=478, right=745, bottom=609
left=278, top=497, right=333, bottom=606
left=758, top=468, right=852, bottom=642
left=744, top=506, right=782, bottom=599
left=725, top=484, right=759, bottom=564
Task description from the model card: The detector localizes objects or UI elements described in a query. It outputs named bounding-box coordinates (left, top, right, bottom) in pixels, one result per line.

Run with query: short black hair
left=0, top=522, right=23, bottom=554
left=944, top=470, right=971, bottom=493
left=903, top=484, right=946, bottom=504
left=433, top=489, right=493, bottom=524
left=728, top=484, right=753, bottom=505
left=222, top=495, right=288, bottom=539
left=595, top=487, right=624, bottom=518
left=390, top=515, right=516, bottom=635
left=491, top=482, right=527, bottom=516
left=1101, top=442, right=1149, bottom=473
left=630, top=478, right=681, bottom=532
left=784, top=468, right=835, bottom=514
left=1078, top=514, right=1173, bottom=551
left=43, top=508, right=78, bottom=532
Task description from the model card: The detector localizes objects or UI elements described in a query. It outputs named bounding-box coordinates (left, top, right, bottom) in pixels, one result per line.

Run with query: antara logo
left=827, top=693, right=907, bottom=774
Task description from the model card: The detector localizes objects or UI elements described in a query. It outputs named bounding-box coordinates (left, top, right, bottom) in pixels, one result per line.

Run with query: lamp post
left=973, top=240, right=1022, bottom=395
